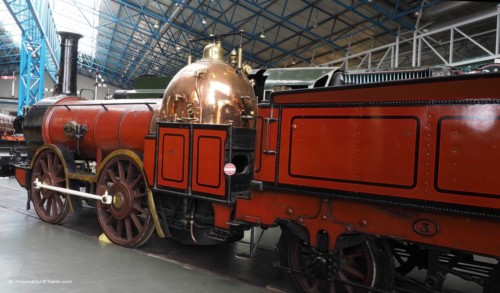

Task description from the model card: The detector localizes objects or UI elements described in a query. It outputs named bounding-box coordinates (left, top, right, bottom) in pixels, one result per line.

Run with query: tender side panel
left=279, top=107, right=420, bottom=192
left=156, top=127, right=189, bottom=191
left=192, top=129, right=226, bottom=197
left=262, top=76, right=500, bottom=210
left=436, top=116, right=500, bottom=198
left=286, top=116, right=418, bottom=188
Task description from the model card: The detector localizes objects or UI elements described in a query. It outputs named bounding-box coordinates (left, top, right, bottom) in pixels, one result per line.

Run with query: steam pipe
left=55, top=32, right=83, bottom=96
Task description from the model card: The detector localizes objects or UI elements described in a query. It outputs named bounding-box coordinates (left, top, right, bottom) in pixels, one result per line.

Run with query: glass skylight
left=51, top=0, right=101, bottom=57
left=0, top=4, right=22, bottom=47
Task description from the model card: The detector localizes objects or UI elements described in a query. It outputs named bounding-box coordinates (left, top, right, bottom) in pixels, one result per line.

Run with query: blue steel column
left=3, top=0, right=60, bottom=115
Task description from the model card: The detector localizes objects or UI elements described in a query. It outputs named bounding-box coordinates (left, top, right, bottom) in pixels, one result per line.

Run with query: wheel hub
left=109, top=182, right=133, bottom=220
left=39, top=174, right=56, bottom=198
left=113, top=192, right=124, bottom=208
left=309, top=250, right=334, bottom=281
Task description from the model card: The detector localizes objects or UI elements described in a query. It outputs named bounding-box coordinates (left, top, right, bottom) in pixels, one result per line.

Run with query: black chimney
left=55, top=31, right=82, bottom=96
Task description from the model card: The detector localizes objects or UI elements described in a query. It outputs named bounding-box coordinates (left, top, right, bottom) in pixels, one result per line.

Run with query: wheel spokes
left=341, top=263, right=365, bottom=280
left=117, top=161, right=125, bottom=181
left=105, top=213, right=115, bottom=225
left=125, top=218, right=132, bottom=241
left=44, top=197, right=52, bottom=215
left=287, top=234, right=379, bottom=293
left=31, top=148, right=70, bottom=224
left=96, top=155, right=154, bottom=248
left=126, top=162, right=133, bottom=182
left=130, top=213, right=143, bottom=232
left=133, top=203, right=146, bottom=214
left=106, top=168, right=117, bottom=183
left=39, top=196, right=47, bottom=207
left=40, top=160, right=48, bottom=174
left=134, top=192, right=147, bottom=199
left=129, top=176, right=141, bottom=190
left=46, top=153, right=53, bottom=172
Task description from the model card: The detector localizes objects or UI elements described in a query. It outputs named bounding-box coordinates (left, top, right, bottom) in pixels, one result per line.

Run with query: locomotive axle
left=33, top=178, right=112, bottom=204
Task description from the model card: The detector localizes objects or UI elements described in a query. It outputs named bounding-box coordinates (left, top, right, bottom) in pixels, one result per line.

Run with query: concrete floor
left=0, top=207, right=271, bottom=293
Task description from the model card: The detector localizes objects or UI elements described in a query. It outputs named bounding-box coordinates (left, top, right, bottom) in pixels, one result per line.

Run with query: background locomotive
left=0, top=113, right=25, bottom=177
left=15, top=32, right=500, bottom=293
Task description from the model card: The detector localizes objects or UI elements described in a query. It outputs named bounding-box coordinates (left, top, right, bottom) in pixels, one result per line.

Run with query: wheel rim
left=289, top=237, right=375, bottom=293
left=96, top=155, right=154, bottom=247
left=30, top=148, right=70, bottom=224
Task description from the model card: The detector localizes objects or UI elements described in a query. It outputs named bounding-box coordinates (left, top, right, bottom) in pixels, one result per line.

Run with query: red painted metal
left=237, top=74, right=500, bottom=258
left=156, top=126, right=190, bottom=190
left=143, top=137, right=156, bottom=186
left=42, top=97, right=160, bottom=160
left=14, top=166, right=27, bottom=188
left=253, top=109, right=279, bottom=183
left=191, top=128, right=226, bottom=197
left=212, top=203, right=231, bottom=229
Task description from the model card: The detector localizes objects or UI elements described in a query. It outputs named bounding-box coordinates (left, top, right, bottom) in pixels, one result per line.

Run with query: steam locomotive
left=15, top=32, right=500, bottom=293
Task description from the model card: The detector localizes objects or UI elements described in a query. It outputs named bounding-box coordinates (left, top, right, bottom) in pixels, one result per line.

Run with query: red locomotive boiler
left=16, top=32, right=500, bottom=293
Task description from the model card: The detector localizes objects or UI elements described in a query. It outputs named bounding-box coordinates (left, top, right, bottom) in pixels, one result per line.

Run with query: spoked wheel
left=30, top=147, right=70, bottom=224
left=279, top=229, right=393, bottom=293
left=96, top=153, right=154, bottom=248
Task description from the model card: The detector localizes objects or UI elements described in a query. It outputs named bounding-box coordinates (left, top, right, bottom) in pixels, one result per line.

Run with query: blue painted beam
left=3, top=0, right=60, bottom=114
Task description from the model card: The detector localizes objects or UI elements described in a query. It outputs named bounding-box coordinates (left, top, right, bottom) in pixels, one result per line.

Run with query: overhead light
left=260, top=26, right=266, bottom=38
left=313, top=9, right=319, bottom=28
left=176, top=45, right=181, bottom=51
left=291, top=58, right=296, bottom=65
left=155, top=65, right=159, bottom=71
left=154, top=21, right=159, bottom=29
left=202, top=17, right=207, bottom=24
